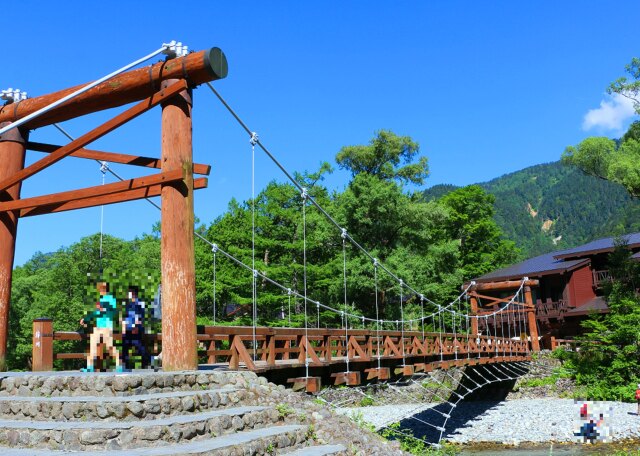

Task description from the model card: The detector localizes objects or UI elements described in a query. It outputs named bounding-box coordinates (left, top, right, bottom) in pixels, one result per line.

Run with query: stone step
left=279, top=444, right=347, bottom=455
left=0, top=405, right=284, bottom=450
left=0, top=370, right=260, bottom=397
left=0, top=424, right=307, bottom=455
left=0, top=387, right=255, bottom=421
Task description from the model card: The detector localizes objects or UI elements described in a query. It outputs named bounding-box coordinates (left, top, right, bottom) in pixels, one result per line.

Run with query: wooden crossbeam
left=469, top=291, right=533, bottom=309
left=0, top=48, right=227, bottom=130
left=0, top=80, right=187, bottom=194
left=365, top=367, right=391, bottom=380
left=469, top=280, right=539, bottom=291
left=27, top=142, right=211, bottom=175
left=19, top=177, right=207, bottom=217
left=477, top=309, right=530, bottom=317
left=287, top=377, right=321, bottom=393
left=0, top=169, right=184, bottom=213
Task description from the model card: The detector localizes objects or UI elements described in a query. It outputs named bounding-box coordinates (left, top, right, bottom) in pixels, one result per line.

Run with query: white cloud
left=582, top=93, right=636, bottom=132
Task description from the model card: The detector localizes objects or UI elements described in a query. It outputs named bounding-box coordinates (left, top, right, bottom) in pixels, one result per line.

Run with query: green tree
left=561, top=240, right=640, bottom=400
left=608, top=57, right=640, bottom=114
left=438, top=185, right=519, bottom=279
left=563, top=58, right=640, bottom=197
left=336, top=130, right=429, bottom=185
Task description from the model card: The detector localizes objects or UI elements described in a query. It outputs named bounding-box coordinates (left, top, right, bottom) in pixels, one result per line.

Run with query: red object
left=580, top=403, right=588, bottom=417
left=635, top=389, right=640, bottom=400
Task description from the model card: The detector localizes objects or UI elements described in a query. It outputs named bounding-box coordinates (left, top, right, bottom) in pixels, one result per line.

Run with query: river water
left=460, top=442, right=640, bottom=455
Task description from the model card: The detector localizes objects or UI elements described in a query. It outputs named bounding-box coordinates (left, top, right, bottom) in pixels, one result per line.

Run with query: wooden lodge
left=473, top=232, right=640, bottom=345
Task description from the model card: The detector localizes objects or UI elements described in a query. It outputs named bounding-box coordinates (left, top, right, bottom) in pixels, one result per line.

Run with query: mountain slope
left=424, top=161, right=640, bottom=258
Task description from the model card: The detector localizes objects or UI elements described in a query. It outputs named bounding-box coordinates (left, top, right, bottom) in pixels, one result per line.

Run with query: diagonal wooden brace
left=0, top=80, right=188, bottom=193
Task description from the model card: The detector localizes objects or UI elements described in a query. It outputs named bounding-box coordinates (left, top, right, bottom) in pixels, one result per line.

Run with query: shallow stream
left=459, top=441, right=640, bottom=455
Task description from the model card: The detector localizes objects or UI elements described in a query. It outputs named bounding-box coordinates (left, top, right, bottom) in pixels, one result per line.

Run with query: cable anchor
left=99, top=161, right=109, bottom=174
left=249, top=132, right=259, bottom=146
left=301, top=187, right=308, bottom=200
left=162, top=40, right=189, bottom=58
left=212, top=243, right=219, bottom=253
left=1, top=88, right=27, bottom=104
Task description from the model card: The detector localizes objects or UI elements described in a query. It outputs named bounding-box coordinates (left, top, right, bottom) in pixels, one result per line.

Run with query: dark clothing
left=124, top=299, right=145, bottom=331
left=122, top=298, right=150, bottom=369
left=123, top=328, right=151, bottom=369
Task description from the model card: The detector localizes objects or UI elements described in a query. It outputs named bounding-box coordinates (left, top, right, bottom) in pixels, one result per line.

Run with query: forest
left=425, top=160, right=640, bottom=258
left=6, top=130, right=518, bottom=370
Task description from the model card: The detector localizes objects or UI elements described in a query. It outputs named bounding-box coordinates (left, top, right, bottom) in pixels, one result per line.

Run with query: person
left=80, top=282, right=123, bottom=372
left=151, top=282, right=162, bottom=369
left=635, top=383, right=640, bottom=415
left=121, top=286, right=151, bottom=369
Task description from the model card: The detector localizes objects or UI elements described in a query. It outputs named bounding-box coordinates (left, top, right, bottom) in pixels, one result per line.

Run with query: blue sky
left=5, top=1, right=639, bottom=266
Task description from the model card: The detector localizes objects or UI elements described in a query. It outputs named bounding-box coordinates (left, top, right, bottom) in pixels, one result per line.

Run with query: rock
left=144, top=399, right=161, bottom=415
left=62, top=402, right=80, bottom=420
left=139, top=426, right=162, bottom=441
left=141, top=375, right=155, bottom=390
left=96, top=404, right=110, bottom=419
left=80, top=430, right=107, bottom=445
left=112, top=376, right=128, bottom=392
left=127, top=401, right=144, bottom=417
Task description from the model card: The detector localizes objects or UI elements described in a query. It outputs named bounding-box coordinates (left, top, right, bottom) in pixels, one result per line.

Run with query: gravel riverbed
left=339, top=398, right=640, bottom=445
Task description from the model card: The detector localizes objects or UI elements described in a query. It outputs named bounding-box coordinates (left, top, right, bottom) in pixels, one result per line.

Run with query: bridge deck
left=35, top=324, right=531, bottom=388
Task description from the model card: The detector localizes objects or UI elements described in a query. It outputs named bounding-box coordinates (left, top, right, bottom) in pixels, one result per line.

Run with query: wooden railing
left=33, top=319, right=531, bottom=372
left=550, top=336, right=580, bottom=351
left=592, top=270, right=612, bottom=288
left=535, top=299, right=568, bottom=319
left=201, top=326, right=530, bottom=371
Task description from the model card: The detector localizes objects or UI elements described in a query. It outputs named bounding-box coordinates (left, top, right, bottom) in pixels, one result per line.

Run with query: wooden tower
left=0, top=47, right=228, bottom=370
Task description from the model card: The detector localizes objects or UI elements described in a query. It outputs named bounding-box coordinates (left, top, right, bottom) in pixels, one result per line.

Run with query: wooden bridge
left=32, top=319, right=531, bottom=392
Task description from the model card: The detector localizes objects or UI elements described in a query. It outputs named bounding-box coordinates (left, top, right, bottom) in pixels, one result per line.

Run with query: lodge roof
left=475, top=251, right=589, bottom=282
left=476, top=231, right=640, bottom=283
left=553, top=232, right=640, bottom=260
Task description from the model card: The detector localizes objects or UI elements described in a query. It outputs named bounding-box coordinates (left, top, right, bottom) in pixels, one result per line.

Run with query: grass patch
left=381, top=423, right=458, bottom=455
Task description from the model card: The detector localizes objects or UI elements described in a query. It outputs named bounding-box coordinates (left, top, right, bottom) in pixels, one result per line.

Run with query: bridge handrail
left=32, top=319, right=531, bottom=372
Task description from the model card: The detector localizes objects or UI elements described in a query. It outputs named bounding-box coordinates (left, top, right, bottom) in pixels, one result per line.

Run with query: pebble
left=342, top=398, right=640, bottom=445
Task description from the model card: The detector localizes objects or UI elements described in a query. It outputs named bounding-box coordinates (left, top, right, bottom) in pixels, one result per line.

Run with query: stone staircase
left=0, top=370, right=347, bottom=455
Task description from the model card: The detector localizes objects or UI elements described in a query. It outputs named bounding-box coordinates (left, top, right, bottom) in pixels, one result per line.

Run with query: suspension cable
left=205, top=82, right=454, bottom=307
left=250, top=132, right=258, bottom=362
left=98, top=161, right=107, bottom=271
left=374, top=259, right=381, bottom=369
left=302, top=187, right=310, bottom=378
left=342, top=228, right=350, bottom=373
left=212, top=244, right=218, bottom=325
left=0, top=43, right=178, bottom=137
left=399, top=279, right=406, bottom=366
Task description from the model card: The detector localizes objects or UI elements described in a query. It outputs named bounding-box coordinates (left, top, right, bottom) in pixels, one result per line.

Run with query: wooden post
left=470, top=296, right=479, bottom=335
left=32, top=318, right=53, bottom=371
left=0, top=122, right=27, bottom=370
left=524, top=285, right=540, bottom=351
left=160, top=80, right=197, bottom=371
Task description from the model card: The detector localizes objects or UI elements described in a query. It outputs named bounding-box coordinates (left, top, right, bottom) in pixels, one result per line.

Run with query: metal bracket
left=0, top=121, right=28, bottom=144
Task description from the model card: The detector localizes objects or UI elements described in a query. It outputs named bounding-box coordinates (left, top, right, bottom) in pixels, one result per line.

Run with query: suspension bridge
left=2, top=42, right=543, bottom=448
